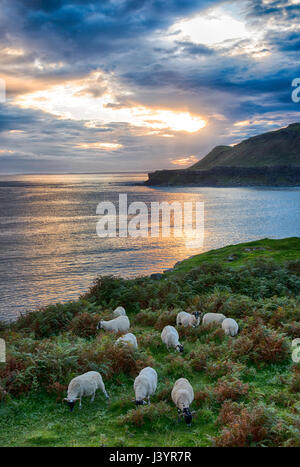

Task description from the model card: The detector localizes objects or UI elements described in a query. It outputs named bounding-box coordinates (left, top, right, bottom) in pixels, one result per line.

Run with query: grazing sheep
left=161, top=325, right=184, bottom=352
left=222, top=318, right=239, bottom=336
left=133, top=367, right=157, bottom=406
left=97, top=315, right=130, bottom=333
left=113, top=306, right=126, bottom=317
left=115, top=332, right=138, bottom=349
left=171, top=378, right=195, bottom=427
left=176, top=311, right=201, bottom=328
left=202, top=312, right=226, bottom=326
left=64, top=371, right=109, bottom=411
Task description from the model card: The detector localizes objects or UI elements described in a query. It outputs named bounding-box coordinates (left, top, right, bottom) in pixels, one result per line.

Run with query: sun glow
left=171, top=155, right=198, bottom=166
left=169, top=8, right=250, bottom=46
left=74, top=142, right=123, bottom=151
left=167, top=4, right=268, bottom=59
left=13, top=72, right=206, bottom=134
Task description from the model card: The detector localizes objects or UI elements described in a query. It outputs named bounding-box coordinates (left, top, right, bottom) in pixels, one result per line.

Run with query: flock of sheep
left=64, top=306, right=239, bottom=427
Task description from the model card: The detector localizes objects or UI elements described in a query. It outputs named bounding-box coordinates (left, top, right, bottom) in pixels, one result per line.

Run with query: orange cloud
left=74, top=142, right=123, bottom=151
left=13, top=71, right=206, bottom=133
left=170, top=155, right=198, bottom=166
left=0, top=149, right=15, bottom=154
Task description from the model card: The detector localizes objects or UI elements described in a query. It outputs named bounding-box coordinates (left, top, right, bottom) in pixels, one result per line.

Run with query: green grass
left=0, top=391, right=215, bottom=447
left=169, top=237, right=300, bottom=274
left=0, top=237, right=299, bottom=447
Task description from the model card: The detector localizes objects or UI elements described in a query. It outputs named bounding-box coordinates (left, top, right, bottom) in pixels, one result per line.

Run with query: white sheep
left=161, top=325, right=183, bottom=352
left=222, top=318, right=239, bottom=336
left=133, top=366, right=157, bottom=406
left=97, top=315, right=130, bottom=333
left=64, top=371, right=109, bottom=411
left=115, top=332, right=138, bottom=349
left=171, top=378, right=195, bottom=427
left=113, top=306, right=126, bottom=317
left=202, top=312, right=226, bottom=326
left=176, top=311, right=200, bottom=328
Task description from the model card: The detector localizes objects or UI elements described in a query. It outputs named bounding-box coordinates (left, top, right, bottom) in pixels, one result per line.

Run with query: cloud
left=0, top=0, right=300, bottom=173
left=170, top=155, right=198, bottom=166
left=74, top=142, right=123, bottom=151
left=12, top=71, right=207, bottom=133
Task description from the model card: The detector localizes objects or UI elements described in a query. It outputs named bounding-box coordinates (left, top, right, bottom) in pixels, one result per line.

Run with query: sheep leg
left=147, top=396, right=151, bottom=405
left=104, top=389, right=109, bottom=399
left=79, top=397, right=82, bottom=409
left=90, top=392, right=95, bottom=403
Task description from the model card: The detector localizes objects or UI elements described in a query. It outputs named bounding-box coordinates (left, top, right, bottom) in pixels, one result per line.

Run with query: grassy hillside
left=170, top=238, right=300, bottom=273
left=145, top=123, right=300, bottom=186
left=190, top=123, right=300, bottom=170
left=0, top=238, right=299, bottom=447
left=189, top=146, right=231, bottom=171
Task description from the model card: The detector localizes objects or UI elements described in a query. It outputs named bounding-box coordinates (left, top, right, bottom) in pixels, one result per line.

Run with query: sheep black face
left=183, top=408, right=192, bottom=427
left=97, top=321, right=102, bottom=330
left=134, top=400, right=146, bottom=406
left=64, top=399, right=76, bottom=412
left=176, top=344, right=184, bottom=353
left=192, top=311, right=201, bottom=326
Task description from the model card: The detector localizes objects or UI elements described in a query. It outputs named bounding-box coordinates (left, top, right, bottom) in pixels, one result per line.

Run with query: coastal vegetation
left=0, top=238, right=299, bottom=447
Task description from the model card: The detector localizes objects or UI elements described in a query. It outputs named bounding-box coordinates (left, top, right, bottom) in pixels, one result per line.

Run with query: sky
left=0, top=0, right=300, bottom=174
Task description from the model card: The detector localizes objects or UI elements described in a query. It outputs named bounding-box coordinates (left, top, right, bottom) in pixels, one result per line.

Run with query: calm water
left=0, top=173, right=299, bottom=322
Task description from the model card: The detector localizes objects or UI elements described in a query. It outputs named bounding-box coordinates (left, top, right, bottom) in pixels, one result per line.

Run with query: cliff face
left=146, top=123, right=300, bottom=186
left=145, top=165, right=300, bottom=186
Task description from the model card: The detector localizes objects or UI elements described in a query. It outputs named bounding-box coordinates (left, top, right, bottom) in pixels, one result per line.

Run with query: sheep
left=64, top=371, right=109, bottom=412
left=133, top=367, right=157, bottom=406
left=113, top=306, right=126, bottom=317
left=202, top=312, right=226, bottom=326
left=176, top=311, right=201, bottom=328
left=115, top=332, right=138, bottom=349
left=222, top=318, right=239, bottom=336
left=171, top=378, right=195, bottom=427
left=97, top=315, right=130, bottom=333
left=161, top=325, right=183, bottom=352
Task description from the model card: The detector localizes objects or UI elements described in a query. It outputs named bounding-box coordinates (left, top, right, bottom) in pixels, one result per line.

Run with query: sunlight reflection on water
left=0, top=173, right=299, bottom=321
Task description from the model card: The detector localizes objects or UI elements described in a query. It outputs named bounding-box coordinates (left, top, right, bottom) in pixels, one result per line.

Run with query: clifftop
left=190, top=123, right=300, bottom=170
left=146, top=123, right=300, bottom=186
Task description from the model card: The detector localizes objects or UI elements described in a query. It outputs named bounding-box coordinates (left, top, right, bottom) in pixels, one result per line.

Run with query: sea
left=0, top=173, right=299, bottom=321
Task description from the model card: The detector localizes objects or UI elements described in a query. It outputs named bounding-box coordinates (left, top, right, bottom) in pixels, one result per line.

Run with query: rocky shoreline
left=145, top=165, right=300, bottom=187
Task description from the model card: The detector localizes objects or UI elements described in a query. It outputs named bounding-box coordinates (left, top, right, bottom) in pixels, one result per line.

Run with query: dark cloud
left=175, top=40, right=215, bottom=56
left=0, top=0, right=217, bottom=62
left=0, top=0, right=300, bottom=173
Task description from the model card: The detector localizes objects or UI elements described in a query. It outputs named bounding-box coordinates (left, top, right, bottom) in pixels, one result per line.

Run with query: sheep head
left=63, top=398, right=79, bottom=412
left=133, top=399, right=147, bottom=406
left=182, top=407, right=192, bottom=426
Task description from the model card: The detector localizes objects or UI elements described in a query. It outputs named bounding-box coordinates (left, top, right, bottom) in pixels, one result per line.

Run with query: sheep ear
left=142, top=400, right=147, bottom=405
left=191, top=411, right=196, bottom=415
left=63, top=398, right=68, bottom=402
